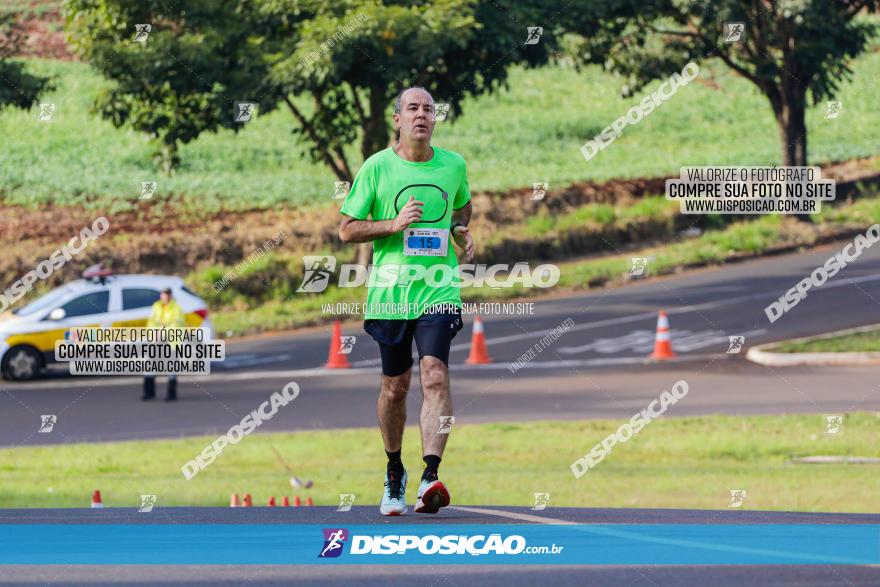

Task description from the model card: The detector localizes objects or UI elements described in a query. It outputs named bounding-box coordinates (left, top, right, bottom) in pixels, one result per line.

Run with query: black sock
left=422, top=454, right=441, bottom=481
left=386, top=449, right=403, bottom=474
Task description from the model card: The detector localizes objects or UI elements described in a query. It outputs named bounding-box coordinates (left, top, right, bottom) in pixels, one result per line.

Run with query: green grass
left=2, top=45, right=879, bottom=212
left=524, top=196, right=678, bottom=237
left=1, top=413, right=878, bottom=512
left=771, top=327, right=880, bottom=353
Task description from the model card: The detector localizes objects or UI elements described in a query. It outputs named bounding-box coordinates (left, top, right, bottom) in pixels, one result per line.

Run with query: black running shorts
left=364, top=305, right=464, bottom=376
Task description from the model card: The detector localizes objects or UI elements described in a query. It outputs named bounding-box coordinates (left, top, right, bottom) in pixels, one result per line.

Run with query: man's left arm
left=451, top=160, right=475, bottom=263
left=451, top=201, right=474, bottom=263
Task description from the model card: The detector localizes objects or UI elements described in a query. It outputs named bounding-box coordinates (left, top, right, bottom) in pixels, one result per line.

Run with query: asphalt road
left=2, top=236, right=880, bottom=446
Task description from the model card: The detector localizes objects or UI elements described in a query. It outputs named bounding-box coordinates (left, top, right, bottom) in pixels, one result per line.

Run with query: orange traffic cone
left=282, top=496, right=290, bottom=507
left=230, top=493, right=241, bottom=507
left=91, top=490, right=104, bottom=508
left=293, top=495, right=301, bottom=507
left=325, top=320, right=352, bottom=369
left=306, top=496, right=313, bottom=506
left=267, top=496, right=276, bottom=507
left=243, top=493, right=253, bottom=507
left=465, top=316, right=492, bottom=364
left=649, top=311, right=676, bottom=359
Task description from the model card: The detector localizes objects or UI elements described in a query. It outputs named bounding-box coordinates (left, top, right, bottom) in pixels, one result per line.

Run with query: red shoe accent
left=414, top=481, right=450, bottom=514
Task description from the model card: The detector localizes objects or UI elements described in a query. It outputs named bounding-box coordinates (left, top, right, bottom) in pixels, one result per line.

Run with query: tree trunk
left=770, top=82, right=810, bottom=221
left=353, top=86, right=393, bottom=268
left=772, top=83, right=808, bottom=167
left=361, top=85, right=390, bottom=160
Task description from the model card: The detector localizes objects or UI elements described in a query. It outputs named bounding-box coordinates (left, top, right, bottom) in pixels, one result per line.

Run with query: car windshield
left=12, top=284, right=77, bottom=317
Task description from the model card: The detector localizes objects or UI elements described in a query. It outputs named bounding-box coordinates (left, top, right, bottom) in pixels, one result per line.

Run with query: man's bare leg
left=413, top=355, right=453, bottom=512
left=377, top=369, right=411, bottom=515
left=377, top=369, right=411, bottom=451
left=419, top=356, right=452, bottom=457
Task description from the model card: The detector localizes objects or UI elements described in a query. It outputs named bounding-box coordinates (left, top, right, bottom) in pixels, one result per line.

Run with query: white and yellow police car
left=0, top=268, right=212, bottom=381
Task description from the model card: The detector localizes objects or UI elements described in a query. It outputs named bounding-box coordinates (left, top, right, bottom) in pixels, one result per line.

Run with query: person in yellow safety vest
left=141, top=287, right=185, bottom=402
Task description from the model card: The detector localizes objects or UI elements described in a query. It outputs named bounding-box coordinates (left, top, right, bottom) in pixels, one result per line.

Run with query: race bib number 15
left=404, top=228, right=449, bottom=257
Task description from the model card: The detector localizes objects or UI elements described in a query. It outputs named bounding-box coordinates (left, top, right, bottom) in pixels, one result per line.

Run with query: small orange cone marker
left=91, top=490, right=104, bottom=508
left=230, top=493, right=241, bottom=507
left=649, top=311, right=677, bottom=359
left=267, top=496, right=276, bottom=507
left=243, top=493, right=253, bottom=507
left=282, top=496, right=290, bottom=507
left=306, top=496, right=314, bottom=506
left=325, top=321, right=352, bottom=369
left=293, top=495, right=302, bottom=507
left=465, top=316, right=492, bottom=364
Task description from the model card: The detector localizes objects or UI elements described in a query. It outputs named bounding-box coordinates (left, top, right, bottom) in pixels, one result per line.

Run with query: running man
left=338, top=87, right=475, bottom=516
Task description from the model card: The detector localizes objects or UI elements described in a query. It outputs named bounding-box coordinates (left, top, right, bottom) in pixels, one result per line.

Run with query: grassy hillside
left=1, top=48, right=879, bottom=213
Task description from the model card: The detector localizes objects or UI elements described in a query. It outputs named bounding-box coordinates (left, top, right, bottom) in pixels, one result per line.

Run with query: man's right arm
left=339, top=197, right=424, bottom=243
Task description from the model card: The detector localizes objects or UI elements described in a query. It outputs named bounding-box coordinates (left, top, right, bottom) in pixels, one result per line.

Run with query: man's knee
left=420, top=357, right=448, bottom=393
left=381, top=372, right=411, bottom=403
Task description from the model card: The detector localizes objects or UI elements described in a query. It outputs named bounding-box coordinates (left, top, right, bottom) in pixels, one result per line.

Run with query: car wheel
left=2, top=346, right=42, bottom=381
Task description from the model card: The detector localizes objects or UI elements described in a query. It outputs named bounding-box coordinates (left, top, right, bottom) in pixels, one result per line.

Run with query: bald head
left=393, top=87, right=435, bottom=145
left=394, top=87, right=434, bottom=114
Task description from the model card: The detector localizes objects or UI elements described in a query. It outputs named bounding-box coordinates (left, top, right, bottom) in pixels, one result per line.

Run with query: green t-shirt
left=340, top=146, right=471, bottom=319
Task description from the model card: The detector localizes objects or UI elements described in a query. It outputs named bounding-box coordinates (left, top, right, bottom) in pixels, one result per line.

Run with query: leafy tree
left=65, top=0, right=558, bottom=177
left=65, top=0, right=290, bottom=174
left=268, top=0, right=556, bottom=181
left=0, top=9, right=53, bottom=111
left=564, top=0, right=879, bottom=166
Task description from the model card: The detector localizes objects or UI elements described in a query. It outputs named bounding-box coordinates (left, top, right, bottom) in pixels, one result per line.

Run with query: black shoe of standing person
left=141, top=377, right=156, bottom=401
left=164, top=377, right=177, bottom=401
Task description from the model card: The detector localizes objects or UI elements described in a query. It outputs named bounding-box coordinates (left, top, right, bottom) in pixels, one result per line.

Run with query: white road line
left=448, top=505, right=577, bottom=525
left=3, top=354, right=720, bottom=390
left=559, top=328, right=767, bottom=355
left=350, top=272, right=880, bottom=368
